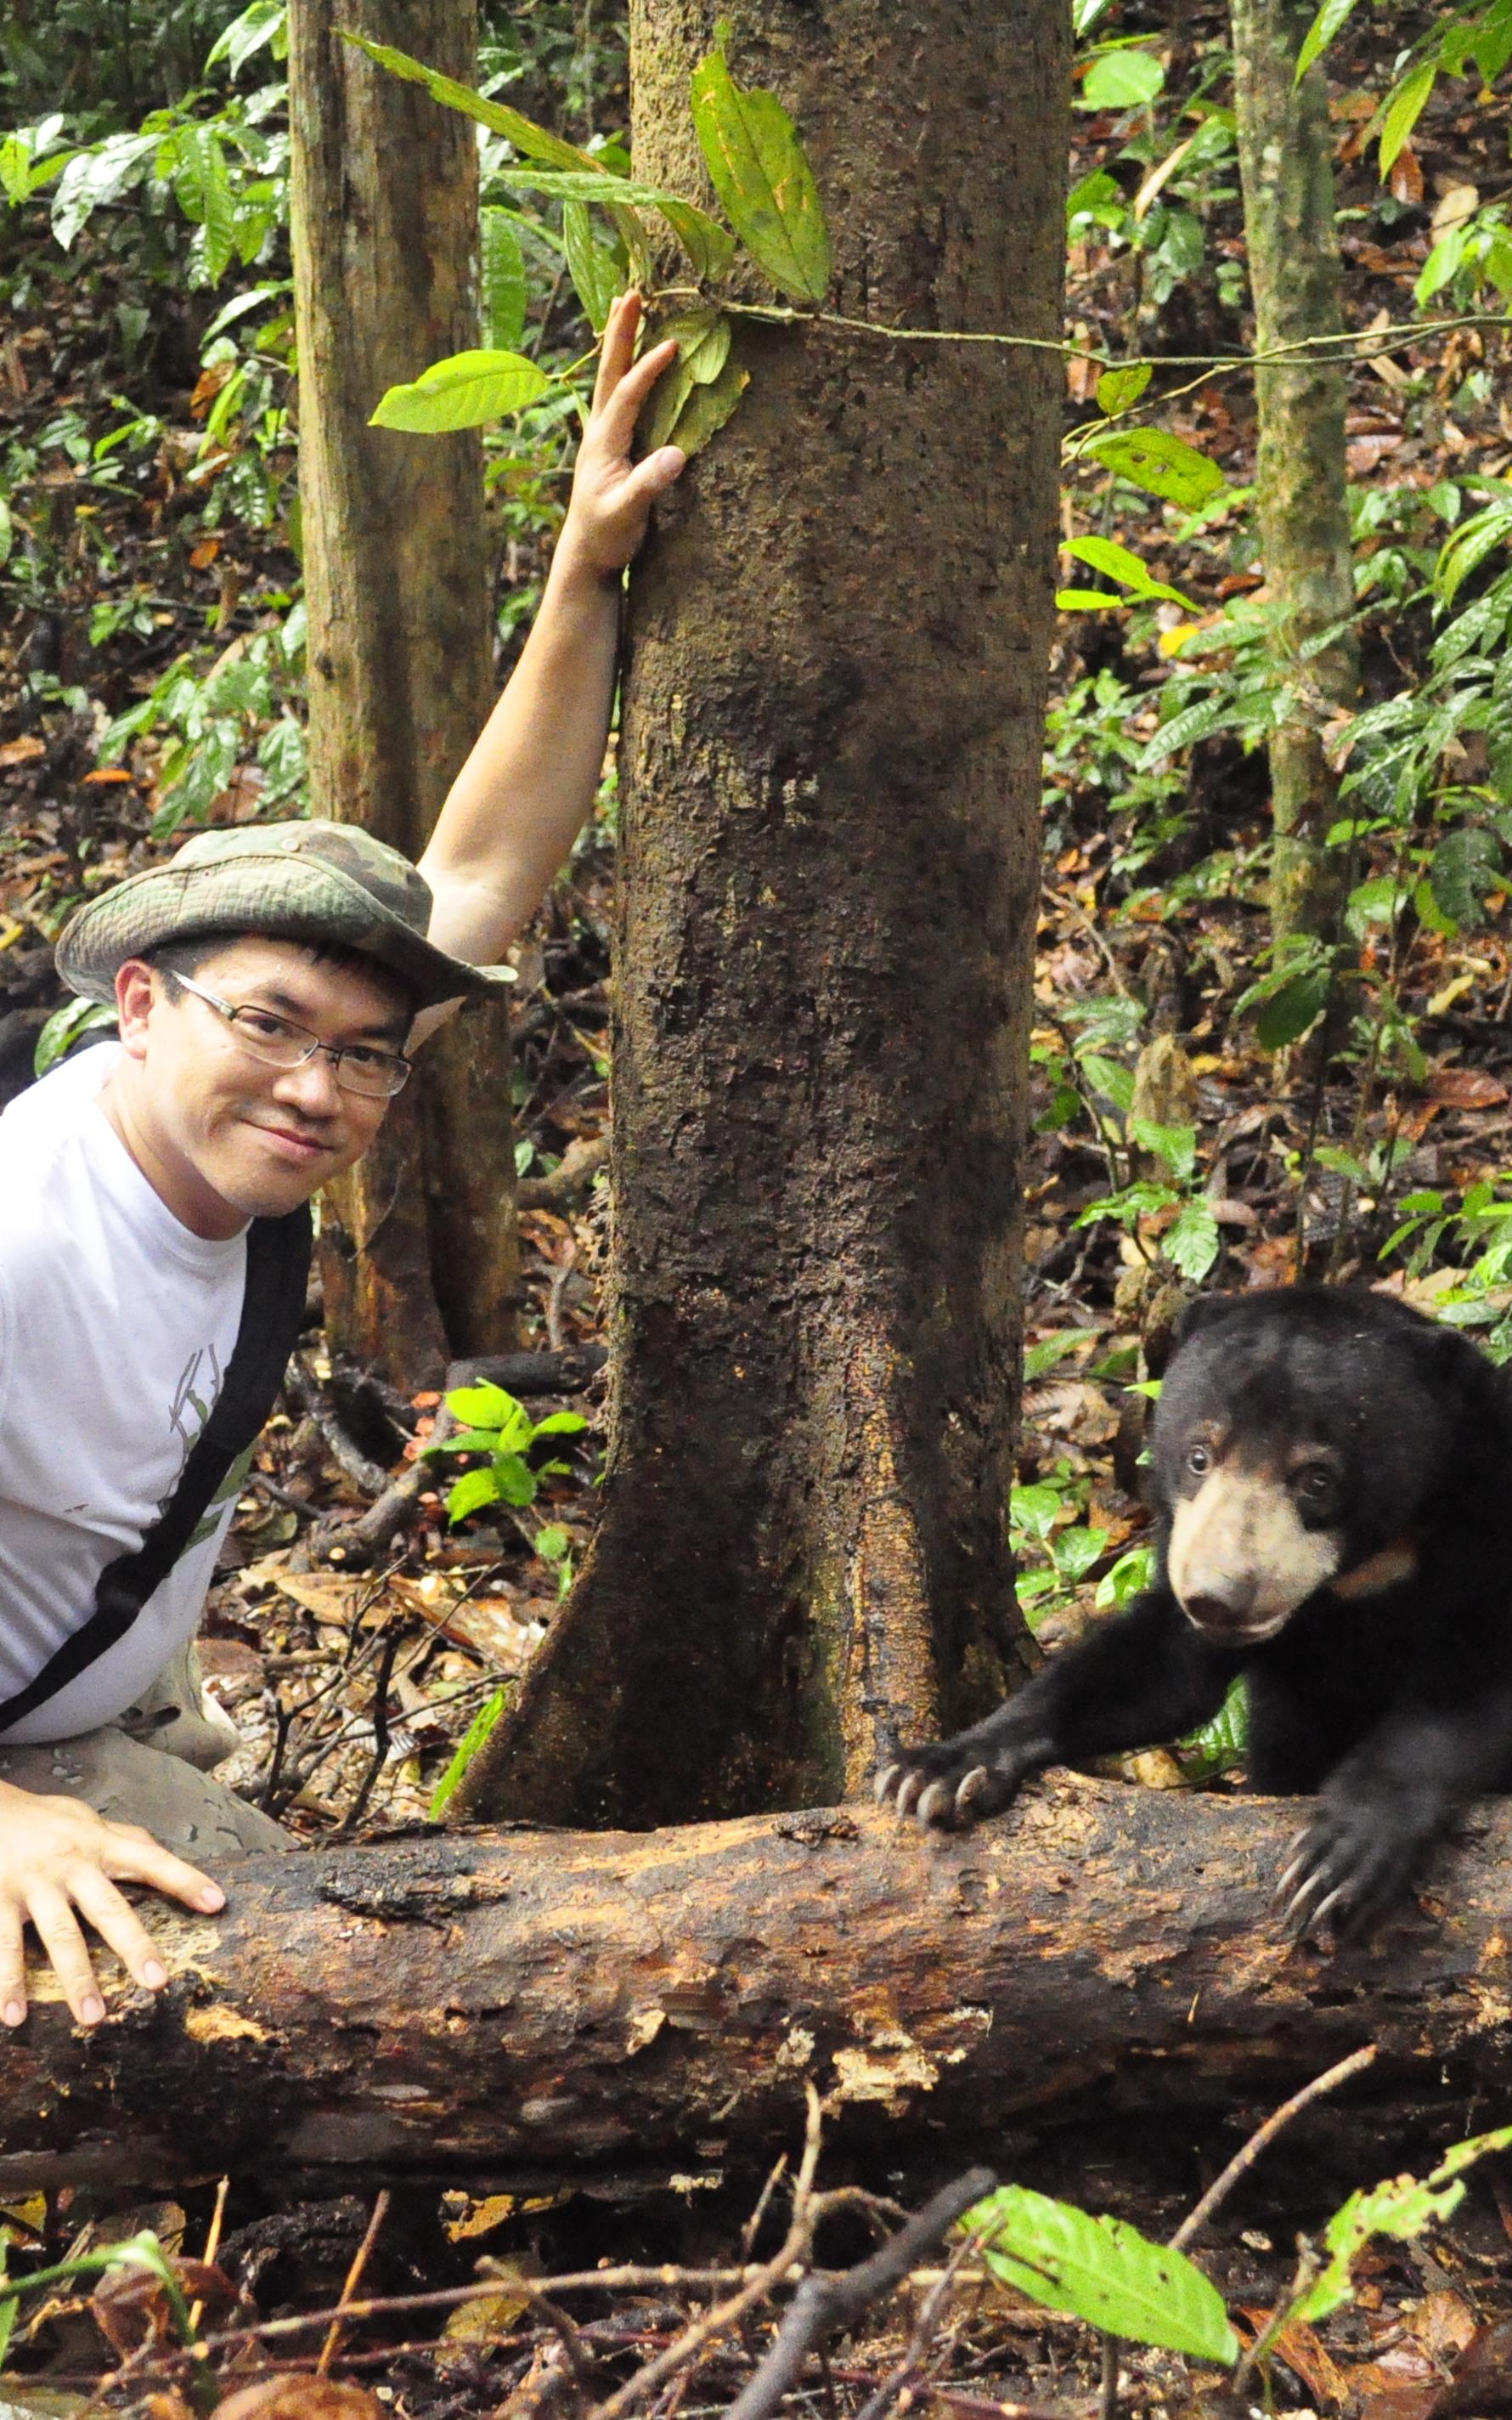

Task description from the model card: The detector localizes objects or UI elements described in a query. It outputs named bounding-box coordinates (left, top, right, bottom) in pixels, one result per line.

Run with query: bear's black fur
left=877, top=1286, right=1512, bottom=1937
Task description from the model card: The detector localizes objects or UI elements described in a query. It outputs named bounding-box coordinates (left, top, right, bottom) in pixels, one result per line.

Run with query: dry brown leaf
left=217, top=2383, right=386, bottom=2420
left=268, top=1569, right=378, bottom=1626
left=1427, top=1067, right=1509, bottom=1109
left=1431, top=183, right=1479, bottom=240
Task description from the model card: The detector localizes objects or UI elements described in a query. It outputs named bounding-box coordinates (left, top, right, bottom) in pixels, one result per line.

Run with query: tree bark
left=459, top=0, right=1069, bottom=1829
left=288, top=0, right=517, bottom=1385
left=13, top=1785, right=1512, bottom=2192
left=1232, top=0, right=1360, bottom=946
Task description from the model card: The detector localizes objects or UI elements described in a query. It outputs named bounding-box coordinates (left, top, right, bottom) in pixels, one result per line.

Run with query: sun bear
left=877, top=1286, right=1512, bottom=1939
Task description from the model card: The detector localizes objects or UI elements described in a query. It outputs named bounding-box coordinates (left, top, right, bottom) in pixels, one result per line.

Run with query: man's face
left=105, top=936, right=410, bottom=1237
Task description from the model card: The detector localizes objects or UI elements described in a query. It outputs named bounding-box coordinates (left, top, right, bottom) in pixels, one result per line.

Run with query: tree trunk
left=14, top=1786, right=1512, bottom=2192
left=1232, top=0, right=1360, bottom=946
left=288, top=0, right=517, bottom=1385
left=459, top=0, right=1069, bottom=1829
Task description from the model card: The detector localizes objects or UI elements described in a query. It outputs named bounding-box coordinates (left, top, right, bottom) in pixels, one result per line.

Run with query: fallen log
left=9, top=1778, right=1512, bottom=2192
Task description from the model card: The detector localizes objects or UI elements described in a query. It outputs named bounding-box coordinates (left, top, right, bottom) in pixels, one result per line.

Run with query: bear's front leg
left=877, top=1586, right=1235, bottom=1833
left=1277, top=1692, right=1512, bottom=1941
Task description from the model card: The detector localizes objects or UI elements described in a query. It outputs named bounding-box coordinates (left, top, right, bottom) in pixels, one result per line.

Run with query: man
left=0, top=293, right=684, bottom=2031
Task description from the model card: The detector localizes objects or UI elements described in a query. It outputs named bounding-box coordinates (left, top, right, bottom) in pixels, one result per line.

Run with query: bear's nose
left=1184, top=1588, right=1254, bottom=1633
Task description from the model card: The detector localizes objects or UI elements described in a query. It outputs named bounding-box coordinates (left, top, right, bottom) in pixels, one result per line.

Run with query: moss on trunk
left=1233, top=0, right=1361, bottom=945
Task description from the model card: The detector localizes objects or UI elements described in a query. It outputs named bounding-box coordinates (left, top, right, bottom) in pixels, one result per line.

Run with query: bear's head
left=1148, top=1286, right=1486, bottom=1647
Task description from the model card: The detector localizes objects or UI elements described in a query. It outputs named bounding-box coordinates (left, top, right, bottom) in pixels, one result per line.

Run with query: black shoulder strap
left=0, top=1202, right=312, bottom=1737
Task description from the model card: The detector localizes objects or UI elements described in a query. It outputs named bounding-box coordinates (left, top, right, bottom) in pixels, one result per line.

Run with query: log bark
left=288, top=0, right=517, bottom=1384
left=460, top=0, right=1069, bottom=1830
left=1232, top=0, right=1360, bottom=947
left=12, top=1784, right=1512, bottom=2193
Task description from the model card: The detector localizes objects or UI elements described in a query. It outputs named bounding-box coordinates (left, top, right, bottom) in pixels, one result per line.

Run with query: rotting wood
left=8, top=1782, right=1512, bottom=2191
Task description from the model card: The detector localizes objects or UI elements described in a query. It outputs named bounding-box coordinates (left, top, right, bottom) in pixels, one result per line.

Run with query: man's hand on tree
left=556, top=291, right=687, bottom=580
left=0, top=1779, right=225, bottom=2029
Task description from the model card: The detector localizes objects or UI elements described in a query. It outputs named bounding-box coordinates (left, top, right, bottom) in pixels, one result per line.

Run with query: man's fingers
left=590, top=336, right=681, bottom=456
left=25, top=1884, right=105, bottom=2027
left=0, top=1905, right=26, bottom=2027
left=590, top=291, right=641, bottom=414
left=623, top=446, right=687, bottom=507
left=68, top=1868, right=171, bottom=1993
left=103, top=1832, right=226, bottom=1914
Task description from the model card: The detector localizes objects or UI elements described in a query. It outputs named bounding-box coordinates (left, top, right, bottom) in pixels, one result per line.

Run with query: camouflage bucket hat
left=54, top=821, right=517, bottom=1014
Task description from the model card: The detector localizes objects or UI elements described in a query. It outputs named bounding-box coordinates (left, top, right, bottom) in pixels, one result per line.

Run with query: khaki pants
left=0, top=1639, right=291, bottom=1861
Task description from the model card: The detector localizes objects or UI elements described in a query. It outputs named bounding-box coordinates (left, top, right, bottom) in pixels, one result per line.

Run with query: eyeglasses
left=169, top=971, right=412, bottom=1100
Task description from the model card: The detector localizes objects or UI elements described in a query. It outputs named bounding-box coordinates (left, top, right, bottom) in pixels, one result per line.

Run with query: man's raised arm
left=413, top=291, right=685, bottom=1038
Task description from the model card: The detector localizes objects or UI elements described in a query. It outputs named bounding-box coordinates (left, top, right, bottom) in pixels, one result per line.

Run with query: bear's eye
left=1294, top=1464, right=1336, bottom=1512
left=1187, top=1443, right=1211, bottom=1477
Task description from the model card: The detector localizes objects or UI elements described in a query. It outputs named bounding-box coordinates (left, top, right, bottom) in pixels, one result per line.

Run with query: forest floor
left=3, top=3, right=1512, bottom=2415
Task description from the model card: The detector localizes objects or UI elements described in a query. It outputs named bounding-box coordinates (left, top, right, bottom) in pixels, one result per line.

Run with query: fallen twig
left=318, top=2188, right=389, bottom=2377
left=1168, top=2043, right=1377, bottom=2253
left=725, top=2168, right=996, bottom=2420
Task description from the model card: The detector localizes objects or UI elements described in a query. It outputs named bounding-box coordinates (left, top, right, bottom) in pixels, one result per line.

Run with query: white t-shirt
left=0, top=1043, right=247, bottom=1740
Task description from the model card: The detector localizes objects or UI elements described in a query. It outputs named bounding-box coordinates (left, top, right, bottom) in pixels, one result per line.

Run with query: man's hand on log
left=553, top=291, right=686, bottom=581
left=0, top=1779, right=224, bottom=2029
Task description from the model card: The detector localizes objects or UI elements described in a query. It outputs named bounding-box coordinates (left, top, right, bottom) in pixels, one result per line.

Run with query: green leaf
left=1079, top=48, right=1165, bottom=110
left=561, top=199, right=620, bottom=334
left=531, top=1411, right=590, bottom=1438
left=690, top=39, right=832, bottom=304
left=0, top=134, right=30, bottom=206
left=1096, top=1541, right=1155, bottom=1611
left=1086, top=426, right=1227, bottom=508
left=428, top=1686, right=509, bottom=1818
left=968, top=2187, right=1240, bottom=2363
left=1131, top=1118, right=1197, bottom=1181
left=0, top=495, right=11, bottom=569
left=50, top=129, right=159, bottom=249
left=1430, top=2123, right=1512, bottom=2184
left=445, top=1382, right=521, bottom=1429
left=370, top=348, right=550, bottom=433
left=1295, top=0, right=1361, bottom=80
left=33, top=998, right=116, bottom=1078
left=1293, top=2173, right=1465, bottom=2325
left=1378, top=59, right=1436, bottom=174
left=1433, top=501, right=1512, bottom=606
left=207, top=0, right=286, bottom=76
left=640, top=308, right=733, bottom=450
left=1253, top=970, right=1329, bottom=1049
left=1063, top=533, right=1197, bottom=608
left=346, top=34, right=606, bottom=172
left=491, top=1452, right=539, bottom=1507
left=1057, top=587, right=1128, bottom=612
left=1430, top=827, right=1502, bottom=928
left=488, top=167, right=691, bottom=204
left=1024, top=1331, right=1092, bottom=1382
left=1176, top=1675, right=1249, bottom=1778
left=480, top=209, right=528, bottom=350
left=1051, top=1524, right=1110, bottom=1586
left=0, top=2225, right=14, bottom=2370
left=1011, top=1484, right=1069, bottom=1542
left=667, top=352, right=750, bottom=459
left=1080, top=1054, right=1136, bottom=1116
left=422, top=1426, right=504, bottom=1459
left=447, top=1466, right=503, bottom=1525
left=534, top=1523, right=572, bottom=1564
left=1164, top=1196, right=1221, bottom=1283
left=657, top=197, right=737, bottom=282
left=1096, top=361, right=1152, bottom=415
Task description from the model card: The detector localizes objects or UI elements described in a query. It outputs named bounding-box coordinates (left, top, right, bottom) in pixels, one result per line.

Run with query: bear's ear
left=1170, top=1292, right=1244, bottom=1355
